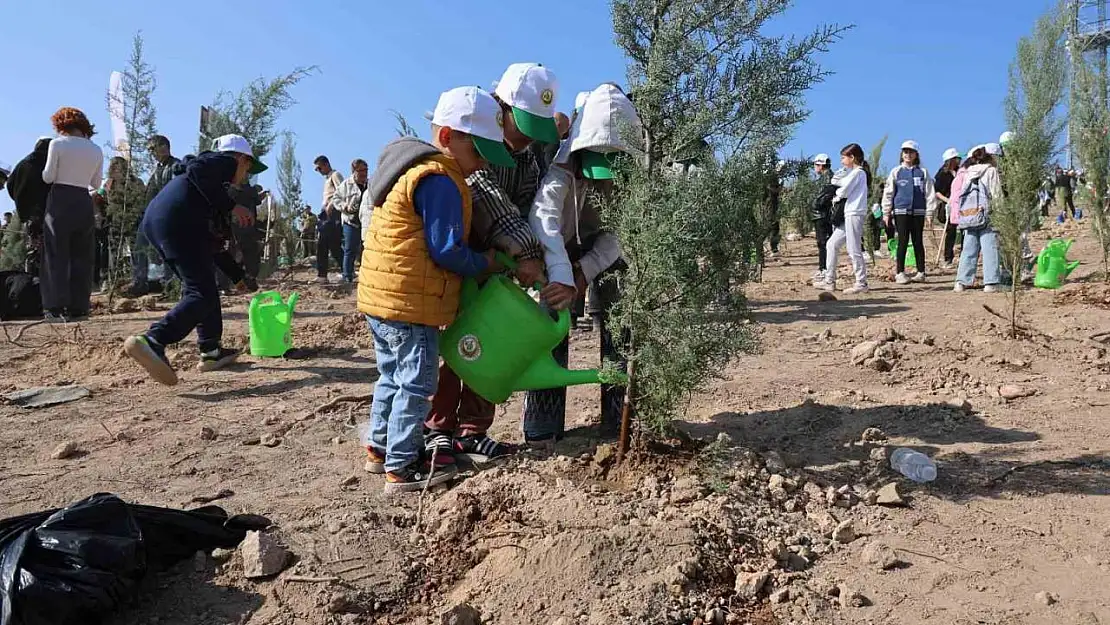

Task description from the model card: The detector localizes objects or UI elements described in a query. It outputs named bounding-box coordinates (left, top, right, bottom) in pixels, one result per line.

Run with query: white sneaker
left=814, top=281, right=836, bottom=292
left=940, top=262, right=954, bottom=270
left=953, top=283, right=967, bottom=293
left=984, top=284, right=1012, bottom=293
left=911, top=272, right=927, bottom=283
left=895, top=273, right=910, bottom=284
left=810, top=270, right=825, bottom=283
left=315, top=276, right=329, bottom=284
left=843, top=284, right=870, bottom=295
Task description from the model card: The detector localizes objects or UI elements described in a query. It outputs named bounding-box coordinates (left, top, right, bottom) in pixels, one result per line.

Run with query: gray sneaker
left=124, top=335, right=179, bottom=386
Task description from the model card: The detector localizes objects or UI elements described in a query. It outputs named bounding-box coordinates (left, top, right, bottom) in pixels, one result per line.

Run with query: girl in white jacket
left=816, top=143, right=871, bottom=294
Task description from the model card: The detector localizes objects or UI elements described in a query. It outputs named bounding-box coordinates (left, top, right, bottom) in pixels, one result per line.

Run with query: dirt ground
left=1, top=220, right=1108, bottom=625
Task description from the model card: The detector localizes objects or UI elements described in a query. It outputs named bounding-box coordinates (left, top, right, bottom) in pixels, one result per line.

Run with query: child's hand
left=232, top=205, right=254, bottom=228
left=541, top=282, right=577, bottom=311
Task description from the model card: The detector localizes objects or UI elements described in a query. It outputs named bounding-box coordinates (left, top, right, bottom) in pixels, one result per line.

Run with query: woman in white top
left=816, top=143, right=872, bottom=294
left=40, top=107, right=103, bottom=322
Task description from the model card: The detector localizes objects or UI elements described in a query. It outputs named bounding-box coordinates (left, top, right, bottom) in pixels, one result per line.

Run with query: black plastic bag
left=0, top=493, right=270, bottom=625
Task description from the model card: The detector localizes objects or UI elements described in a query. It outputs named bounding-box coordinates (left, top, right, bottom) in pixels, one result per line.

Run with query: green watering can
left=249, top=291, right=299, bottom=357
left=887, top=238, right=916, bottom=267
left=440, top=255, right=607, bottom=404
left=1034, top=238, right=1080, bottom=290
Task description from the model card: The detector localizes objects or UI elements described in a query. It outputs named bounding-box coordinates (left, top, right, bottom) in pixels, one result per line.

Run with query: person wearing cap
left=809, top=154, right=835, bottom=283
left=953, top=144, right=1008, bottom=293
left=123, top=134, right=264, bottom=385
left=935, top=148, right=962, bottom=268
left=520, top=82, right=641, bottom=443
left=313, top=155, right=345, bottom=283
left=1053, top=163, right=1078, bottom=220
left=881, top=140, right=937, bottom=284
left=357, top=86, right=508, bottom=493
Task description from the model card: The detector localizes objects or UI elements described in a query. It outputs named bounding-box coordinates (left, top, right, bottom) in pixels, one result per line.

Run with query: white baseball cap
left=494, top=63, right=560, bottom=144
left=999, top=131, right=1015, bottom=145
left=812, top=153, right=831, bottom=166
left=942, top=148, right=960, bottom=161
left=214, top=134, right=267, bottom=174
left=901, top=140, right=920, bottom=152
left=985, top=142, right=1003, bottom=156
left=432, top=86, right=515, bottom=168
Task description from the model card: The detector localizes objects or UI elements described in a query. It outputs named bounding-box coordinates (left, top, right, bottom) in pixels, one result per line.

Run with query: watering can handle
left=250, top=291, right=282, bottom=315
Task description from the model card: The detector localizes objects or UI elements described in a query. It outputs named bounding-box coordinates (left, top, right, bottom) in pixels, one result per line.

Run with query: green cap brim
left=249, top=158, right=268, bottom=175
left=472, top=135, right=516, bottom=168
left=581, top=151, right=616, bottom=180
left=510, top=106, right=560, bottom=144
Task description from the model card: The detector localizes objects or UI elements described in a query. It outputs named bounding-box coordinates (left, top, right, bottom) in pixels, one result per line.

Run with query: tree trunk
left=616, top=356, right=636, bottom=465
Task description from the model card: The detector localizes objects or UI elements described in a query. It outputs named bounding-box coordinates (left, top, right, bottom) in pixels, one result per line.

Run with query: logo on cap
left=541, top=89, right=554, bottom=106
left=458, top=335, right=482, bottom=361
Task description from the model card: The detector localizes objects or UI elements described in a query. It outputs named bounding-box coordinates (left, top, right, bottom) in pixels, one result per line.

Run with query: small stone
left=769, top=588, right=791, bottom=604
left=869, top=447, right=888, bottom=463
left=1076, top=612, right=1100, bottom=624
left=875, top=483, right=904, bottom=506
left=241, top=436, right=261, bottom=446
left=863, top=490, right=879, bottom=506
left=763, top=451, right=787, bottom=472
left=825, top=486, right=839, bottom=506
left=260, top=434, right=281, bottom=447
left=339, top=474, right=359, bottom=488
left=240, top=531, right=288, bottom=578
left=199, top=426, right=217, bottom=441
left=832, top=520, right=856, bottom=544
left=866, top=357, right=893, bottom=372
left=860, top=542, right=900, bottom=571
left=837, top=584, right=870, bottom=608
left=210, top=548, right=234, bottom=562
left=704, top=607, right=726, bottom=625
left=441, top=603, right=482, bottom=625
left=920, top=334, right=936, bottom=346
left=1034, top=591, right=1058, bottom=606
left=818, top=328, right=833, bottom=341
left=734, top=571, right=770, bottom=599
left=999, top=385, right=1035, bottom=401
left=670, top=477, right=704, bottom=504
left=261, top=415, right=281, bottom=426
left=851, top=341, right=882, bottom=365
left=327, top=592, right=356, bottom=614
left=946, top=395, right=973, bottom=413
left=860, top=427, right=887, bottom=443
left=817, top=291, right=838, bottom=302
left=50, top=441, right=80, bottom=460
left=593, top=444, right=615, bottom=466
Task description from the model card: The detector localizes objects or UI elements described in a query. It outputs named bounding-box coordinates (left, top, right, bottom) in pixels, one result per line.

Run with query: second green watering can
left=1034, top=238, right=1080, bottom=290
left=441, top=263, right=606, bottom=404
left=249, top=291, right=299, bottom=357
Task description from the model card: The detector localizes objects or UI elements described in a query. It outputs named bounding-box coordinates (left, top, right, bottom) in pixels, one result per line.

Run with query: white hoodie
left=529, top=84, right=643, bottom=287
left=833, top=166, right=869, bottom=218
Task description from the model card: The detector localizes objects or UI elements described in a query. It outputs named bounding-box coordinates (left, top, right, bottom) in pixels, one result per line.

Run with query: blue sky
left=0, top=0, right=1056, bottom=217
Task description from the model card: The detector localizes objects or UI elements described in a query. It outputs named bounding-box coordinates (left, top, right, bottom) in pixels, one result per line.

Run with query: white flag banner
left=108, top=71, right=129, bottom=158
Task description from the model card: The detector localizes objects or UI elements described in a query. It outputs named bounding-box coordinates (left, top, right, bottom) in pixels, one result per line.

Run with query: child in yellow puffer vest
left=356, top=86, right=512, bottom=493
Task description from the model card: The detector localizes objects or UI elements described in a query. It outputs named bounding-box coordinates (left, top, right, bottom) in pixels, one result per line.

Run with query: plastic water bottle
left=889, top=448, right=937, bottom=483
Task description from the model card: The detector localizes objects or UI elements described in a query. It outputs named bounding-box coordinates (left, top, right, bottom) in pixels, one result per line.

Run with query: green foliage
left=0, top=213, right=27, bottom=271
left=607, top=0, right=843, bottom=433
left=864, top=135, right=889, bottom=255
left=996, top=3, right=1068, bottom=332
left=266, top=132, right=304, bottom=264
left=201, top=67, right=318, bottom=158
left=1071, top=46, right=1110, bottom=280
left=778, top=157, right=821, bottom=236
left=391, top=110, right=420, bottom=138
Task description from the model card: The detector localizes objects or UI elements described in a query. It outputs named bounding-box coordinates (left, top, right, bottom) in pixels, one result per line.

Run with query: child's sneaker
left=843, top=284, right=869, bottom=295
left=384, top=460, right=456, bottom=494
left=895, top=273, right=910, bottom=284
left=910, top=272, right=927, bottom=283
left=953, top=282, right=967, bottom=293
left=44, top=309, right=66, bottom=324
left=984, top=284, right=1012, bottom=293
left=197, top=347, right=241, bottom=372
left=424, top=431, right=457, bottom=469
left=124, top=335, right=179, bottom=386
left=365, top=446, right=386, bottom=474
left=455, top=434, right=517, bottom=465
left=813, top=281, right=836, bottom=292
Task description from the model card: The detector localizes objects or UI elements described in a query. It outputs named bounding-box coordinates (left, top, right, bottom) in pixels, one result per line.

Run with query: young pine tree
left=1072, top=48, right=1110, bottom=281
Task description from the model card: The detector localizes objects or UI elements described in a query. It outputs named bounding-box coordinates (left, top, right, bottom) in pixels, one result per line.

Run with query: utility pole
left=1068, top=0, right=1110, bottom=167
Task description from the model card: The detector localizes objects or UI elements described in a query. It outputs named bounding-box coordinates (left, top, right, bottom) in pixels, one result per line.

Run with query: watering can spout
left=516, top=356, right=603, bottom=393
left=287, top=292, right=299, bottom=314
left=1065, top=260, right=1080, bottom=276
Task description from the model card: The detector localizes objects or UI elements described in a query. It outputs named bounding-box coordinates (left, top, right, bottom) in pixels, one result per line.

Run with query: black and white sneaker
left=454, top=434, right=516, bottom=465
left=424, top=431, right=457, bottom=469
left=384, top=459, right=456, bottom=494
left=197, top=347, right=241, bottom=372
left=44, top=309, right=66, bottom=324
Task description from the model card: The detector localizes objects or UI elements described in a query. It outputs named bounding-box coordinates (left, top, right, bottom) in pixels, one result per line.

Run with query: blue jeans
left=342, top=223, right=362, bottom=282
left=956, top=226, right=1002, bottom=286
left=364, top=317, right=439, bottom=472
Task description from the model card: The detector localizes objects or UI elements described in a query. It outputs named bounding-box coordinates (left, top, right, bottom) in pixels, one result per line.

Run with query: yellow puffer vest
left=357, top=155, right=472, bottom=327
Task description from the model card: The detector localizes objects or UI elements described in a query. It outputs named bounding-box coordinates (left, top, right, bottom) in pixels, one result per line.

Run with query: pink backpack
left=949, top=168, right=967, bottom=224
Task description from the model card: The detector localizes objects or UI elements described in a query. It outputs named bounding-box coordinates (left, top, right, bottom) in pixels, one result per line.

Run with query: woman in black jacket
left=810, top=154, right=835, bottom=283
left=934, top=148, right=962, bottom=268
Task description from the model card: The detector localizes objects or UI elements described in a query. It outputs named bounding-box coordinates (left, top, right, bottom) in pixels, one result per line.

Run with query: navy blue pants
left=143, top=221, right=224, bottom=353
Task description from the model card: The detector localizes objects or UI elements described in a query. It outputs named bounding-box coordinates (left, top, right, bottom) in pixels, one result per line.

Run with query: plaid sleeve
left=467, top=169, right=543, bottom=260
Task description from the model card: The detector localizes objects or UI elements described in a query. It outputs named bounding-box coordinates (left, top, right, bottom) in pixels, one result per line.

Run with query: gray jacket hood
left=368, top=137, right=440, bottom=207
left=553, top=84, right=642, bottom=165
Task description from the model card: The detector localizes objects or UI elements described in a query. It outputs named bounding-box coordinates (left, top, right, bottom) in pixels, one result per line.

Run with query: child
left=359, top=86, right=510, bottom=492
left=809, top=154, right=835, bottom=284
left=881, top=140, right=937, bottom=284
left=816, top=144, right=872, bottom=295
left=123, top=134, right=263, bottom=385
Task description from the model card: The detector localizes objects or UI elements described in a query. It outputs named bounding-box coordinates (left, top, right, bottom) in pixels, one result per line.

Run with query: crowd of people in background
left=0, top=62, right=1093, bottom=492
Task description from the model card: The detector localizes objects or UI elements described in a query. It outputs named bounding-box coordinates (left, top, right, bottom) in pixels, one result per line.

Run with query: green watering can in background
left=441, top=254, right=611, bottom=404
left=249, top=291, right=300, bottom=357
left=1034, top=239, right=1080, bottom=290
left=887, top=238, right=916, bottom=267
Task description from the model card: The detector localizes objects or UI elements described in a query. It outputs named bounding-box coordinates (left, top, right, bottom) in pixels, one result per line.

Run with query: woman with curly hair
left=40, top=106, right=103, bottom=322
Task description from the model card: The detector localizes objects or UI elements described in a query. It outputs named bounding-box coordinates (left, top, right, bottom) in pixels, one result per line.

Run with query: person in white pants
left=817, top=143, right=872, bottom=294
